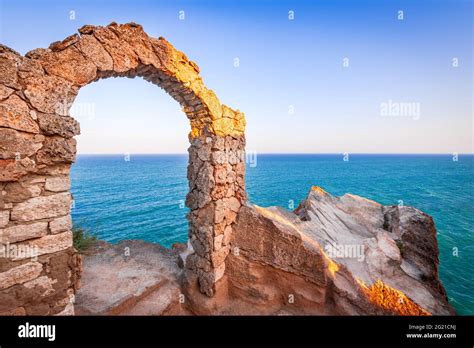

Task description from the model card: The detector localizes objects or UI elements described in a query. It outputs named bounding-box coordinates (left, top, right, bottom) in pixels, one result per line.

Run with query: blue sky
left=0, top=0, right=472, bottom=154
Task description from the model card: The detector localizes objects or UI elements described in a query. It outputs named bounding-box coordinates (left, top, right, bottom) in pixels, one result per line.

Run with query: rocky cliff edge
left=182, top=186, right=454, bottom=315
left=75, top=186, right=454, bottom=316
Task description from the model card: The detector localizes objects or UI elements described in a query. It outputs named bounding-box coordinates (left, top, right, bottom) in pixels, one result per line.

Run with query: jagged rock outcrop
left=71, top=186, right=453, bottom=316
left=181, top=186, right=454, bottom=315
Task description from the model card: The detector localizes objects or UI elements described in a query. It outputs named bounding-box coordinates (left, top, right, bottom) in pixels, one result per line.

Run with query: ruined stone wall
left=0, top=22, right=246, bottom=314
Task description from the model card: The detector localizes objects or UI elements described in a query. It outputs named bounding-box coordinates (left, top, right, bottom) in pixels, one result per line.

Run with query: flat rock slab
left=75, top=240, right=184, bottom=315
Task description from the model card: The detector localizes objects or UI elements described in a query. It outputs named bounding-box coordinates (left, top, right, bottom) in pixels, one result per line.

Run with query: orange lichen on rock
left=311, top=186, right=328, bottom=195
left=357, top=279, right=431, bottom=316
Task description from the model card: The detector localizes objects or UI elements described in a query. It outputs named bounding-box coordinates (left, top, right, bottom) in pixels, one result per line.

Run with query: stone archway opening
left=69, top=75, right=194, bottom=315
left=69, top=76, right=190, bottom=246
left=0, top=22, right=246, bottom=315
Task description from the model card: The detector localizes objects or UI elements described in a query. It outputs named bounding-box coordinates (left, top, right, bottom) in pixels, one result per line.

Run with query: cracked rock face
left=217, top=186, right=454, bottom=315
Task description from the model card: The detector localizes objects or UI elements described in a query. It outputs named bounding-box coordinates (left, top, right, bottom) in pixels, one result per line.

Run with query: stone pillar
left=185, top=131, right=246, bottom=296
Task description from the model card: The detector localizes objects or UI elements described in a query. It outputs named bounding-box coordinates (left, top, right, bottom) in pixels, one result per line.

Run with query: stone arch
left=0, top=22, right=246, bottom=314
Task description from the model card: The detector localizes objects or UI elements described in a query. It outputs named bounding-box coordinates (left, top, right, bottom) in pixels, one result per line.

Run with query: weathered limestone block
left=212, top=118, right=234, bottom=137
left=234, top=161, right=245, bottom=178
left=36, top=136, right=76, bottom=165
left=191, top=203, right=215, bottom=227
left=45, top=176, right=70, bottom=192
left=223, top=225, right=232, bottom=246
left=221, top=105, right=234, bottom=119
left=214, top=197, right=241, bottom=224
left=196, top=143, right=212, bottom=161
left=186, top=189, right=211, bottom=210
left=233, top=114, right=246, bottom=133
left=224, top=136, right=241, bottom=152
left=226, top=184, right=236, bottom=198
left=23, top=275, right=55, bottom=297
left=211, top=150, right=231, bottom=165
left=11, top=231, right=72, bottom=260
left=214, top=200, right=228, bottom=224
left=109, top=23, right=163, bottom=69
left=213, top=234, right=224, bottom=250
left=17, top=54, right=45, bottom=81
left=0, top=221, right=48, bottom=243
left=49, top=215, right=72, bottom=234
left=149, top=37, right=175, bottom=73
left=210, top=184, right=228, bottom=200
left=211, top=245, right=230, bottom=267
left=0, top=157, right=36, bottom=182
left=199, top=89, right=222, bottom=121
left=213, top=221, right=227, bottom=237
left=3, top=177, right=43, bottom=203
left=186, top=253, right=212, bottom=272
left=212, top=110, right=246, bottom=138
left=89, top=25, right=139, bottom=73
left=49, top=34, right=80, bottom=52
left=0, top=94, right=39, bottom=133
left=0, top=85, right=15, bottom=100
left=38, top=45, right=97, bottom=86
left=190, top=235, right=211, bottom=259
left=228, top=152, right=241, bottom=165
left=195, top=162, right=214, bottom=193
left=0, top=128, right=44, bottom=159
left=37, top=113, right=80, bottom=138
left=23, top=74, right=77, bottom=115
left=227, top=196, right=241, bottom=212
left=214, top=163, right=232, bottom=184
left=75, top=34, right=113, bottom=71
left=0, top=50, right=20, bottom=89
left=196, top=262, right=226, bottom=296
left=0, top=210, right=9, bottom=228
left=10, top=192, right=71, bottom=222
left=174, top=56, right=201, bottom=87
left=212, top=136, right=225, bottom=151
left=36, top=163, right=71, bottom=176
left=225, top=170, right=236, bottom=184
left=55, top=301, right=74, bottom=316
left=0, top=262, right=43, bottom=290
left=232, top=204, right=326, bottom=285
left=235, top=175, right=246, bottom=192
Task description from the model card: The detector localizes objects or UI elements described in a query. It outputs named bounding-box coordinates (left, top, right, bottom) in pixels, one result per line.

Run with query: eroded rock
left=0, top=262, right=43, bottom=290
left=37, top=113, right=80, bottom=138
left=10, top=192, right=71, bottom=222
left=0, top=221, right=48, bottom=243
left=0, top=94, right=39, bottom=133
left=224, top=187, right=454, bottom=315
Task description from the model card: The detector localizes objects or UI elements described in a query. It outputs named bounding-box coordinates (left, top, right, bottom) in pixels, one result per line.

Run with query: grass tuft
left=73, top=226, right=97, bottom=253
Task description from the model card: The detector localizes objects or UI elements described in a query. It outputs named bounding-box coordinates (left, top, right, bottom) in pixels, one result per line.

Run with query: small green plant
left=73, top=226, right=97, bottom=253
left=395, top=239, right=405, bottom=256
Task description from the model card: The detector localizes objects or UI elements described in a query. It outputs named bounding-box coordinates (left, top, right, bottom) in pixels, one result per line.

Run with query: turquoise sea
left=71, top=154, right=474, bottom=314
